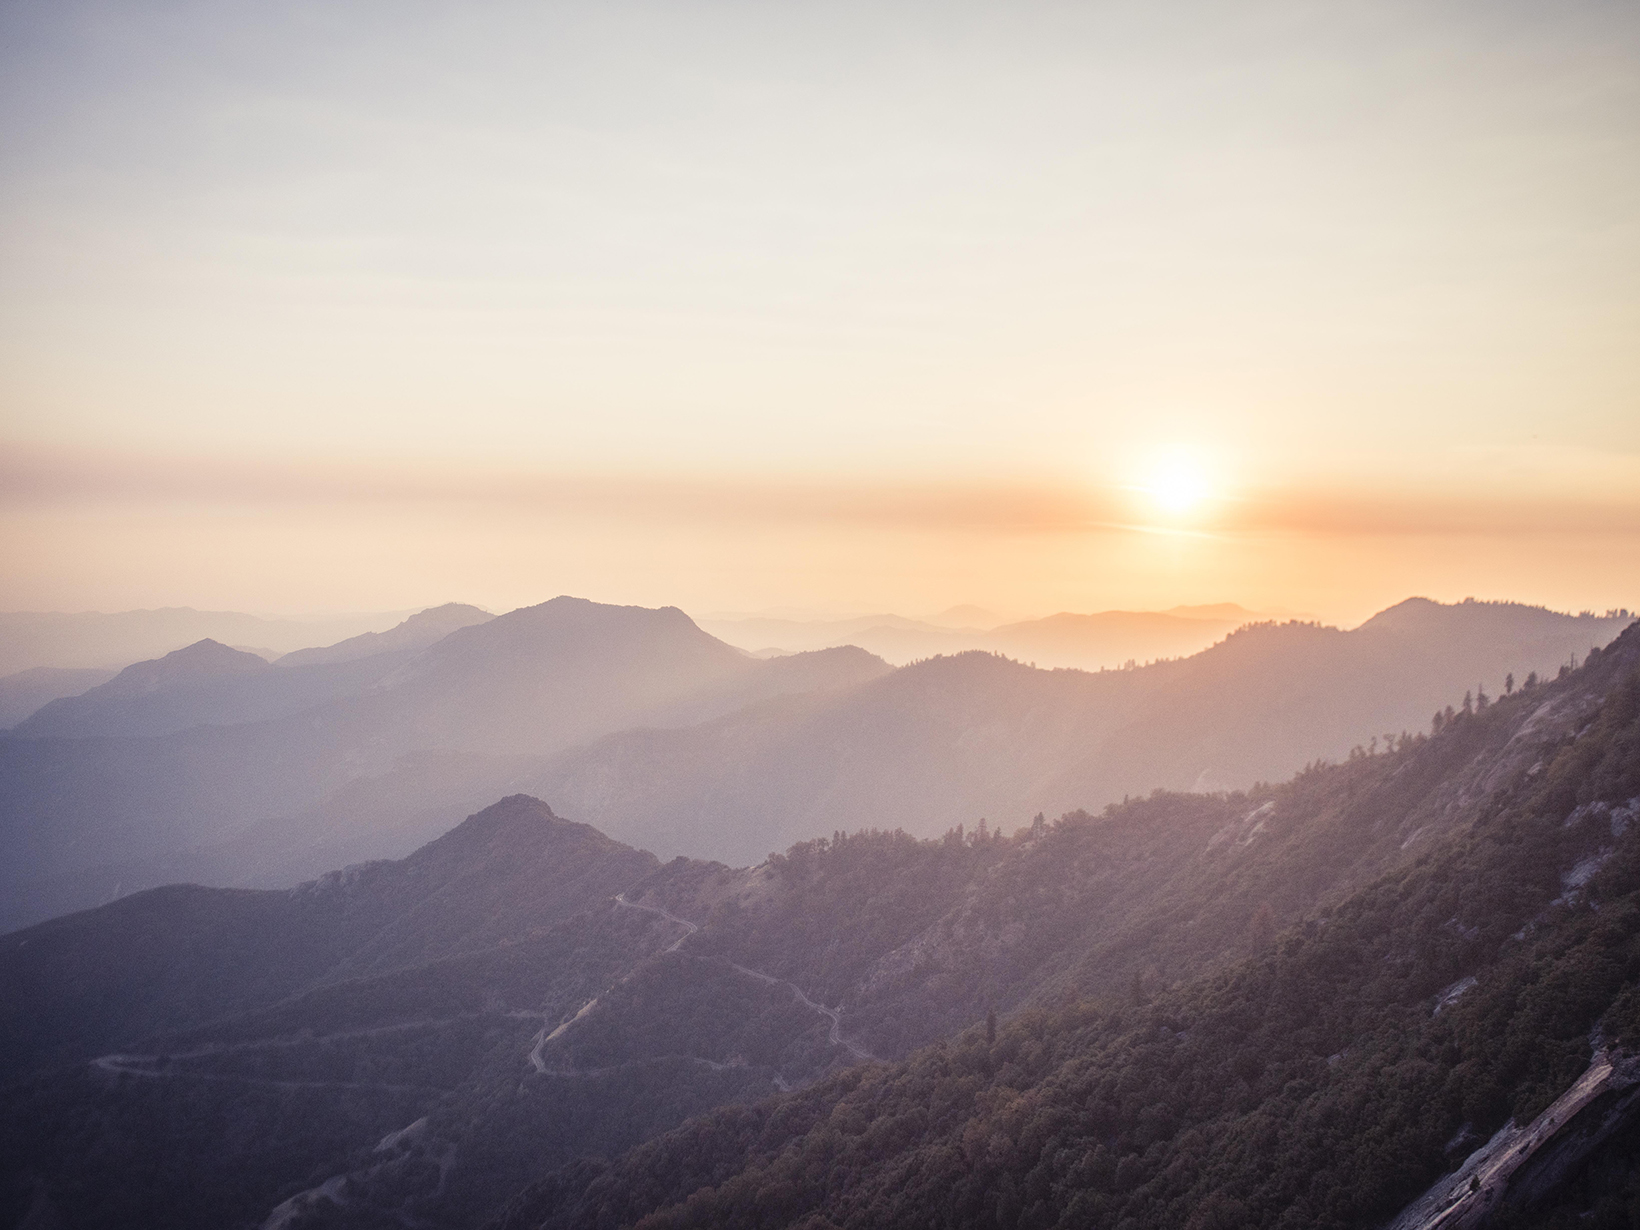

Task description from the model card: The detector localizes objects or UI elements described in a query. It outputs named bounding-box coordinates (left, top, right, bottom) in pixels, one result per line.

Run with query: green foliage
left=499, top=652, right=1640, bottom=1230
left=8, top=634, right=1640, bottom=1230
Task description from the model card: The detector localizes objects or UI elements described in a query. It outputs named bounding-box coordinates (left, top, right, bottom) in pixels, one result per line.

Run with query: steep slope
left=305, top=794, right=661, bottom=979
left=0, top=800, right=692, bottom=1230
left=521, top=601, right=1634, bottom=864
left=5, top=628, right=1636, bottom=1230
left=1057, top=597, right=1633, bottom=798
left=0, top=597, right=1623, bottom=926
left=47, top=636, right=268, bottom=694
left=493, top=626, right=1640, bottom=1230
left=275, top=603, right=494, bottom=668
left=0, top=797, right=656, bottom=1084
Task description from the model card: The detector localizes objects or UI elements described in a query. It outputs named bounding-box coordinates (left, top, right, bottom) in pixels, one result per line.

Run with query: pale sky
left=2, top=0, right=1637, bottom=624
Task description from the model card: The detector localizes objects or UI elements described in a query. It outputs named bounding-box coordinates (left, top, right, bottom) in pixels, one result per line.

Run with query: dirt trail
left=729, top=963, right=877, bottom=1061
left=616, top=892, right=875, bottom=1060
left=527, top=893, right=878, bottom=1072
left=614, top=892, right=698, bottom=951
left=525, top=894, right=695, bottom=1072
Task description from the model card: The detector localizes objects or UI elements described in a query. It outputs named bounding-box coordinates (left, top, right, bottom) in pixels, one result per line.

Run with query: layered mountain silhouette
left=0, top=596, right=1629, bottom=929
left=498, top=631, right=1640, bottom=1230
left=0, top=606, right=411, bottom=674
left=0, top=598, right=890, bottom=926
left=17, top=639, right=273, bottom=738
left=2, top=624, right=1637, bottom=1229
left=0, top=797, right=657, bottom=1083
left=10, top=633, right=450, bottom=742
left=698, top=603, right=1256, bottom=670
left=517, top=598, right=1632, bottom=863
left=0, top=665, right=117, bottom=729
left=14, top=607, right=495, bottom=741
left=274, top=603, right=494, bottom=669
left=983, top=606, right=1246, bottom=669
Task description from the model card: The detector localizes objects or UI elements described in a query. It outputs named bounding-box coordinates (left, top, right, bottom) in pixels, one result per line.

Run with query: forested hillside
left=3, top=624, right=1636, bottom=1229
left=495, top=628, right=1640, bottom=1230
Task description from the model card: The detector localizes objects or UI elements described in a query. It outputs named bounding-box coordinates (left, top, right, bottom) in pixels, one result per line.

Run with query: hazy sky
left=2, top=0, right=1637, bottom=623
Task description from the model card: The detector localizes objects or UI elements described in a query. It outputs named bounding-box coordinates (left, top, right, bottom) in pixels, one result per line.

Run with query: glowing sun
left=1136, top=452, right=1215, bottom=519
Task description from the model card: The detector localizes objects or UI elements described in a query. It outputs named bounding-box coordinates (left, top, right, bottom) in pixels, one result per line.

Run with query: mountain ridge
left=275, top=603, right=494, bottom=669
left=0, top=607, right=414, bottom=674
left=0, top=597, right=1628, bottom=928
left=3, top=622, right=1636, bottom=1229
left=13, top=638, right=272, bottom=738
left=0, top=599, right=887, bottom=927
left=519, top=603, right=1635, bottom=863
left=490, top=623, right=1640, bottom=1230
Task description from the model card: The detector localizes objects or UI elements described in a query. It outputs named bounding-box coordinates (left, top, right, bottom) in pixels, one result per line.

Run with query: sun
left=1137, top=452, right=1214, bottom=519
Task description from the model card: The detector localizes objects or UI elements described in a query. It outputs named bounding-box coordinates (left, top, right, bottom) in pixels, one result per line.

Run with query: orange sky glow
left=2, top=1, right=1636, bottom=626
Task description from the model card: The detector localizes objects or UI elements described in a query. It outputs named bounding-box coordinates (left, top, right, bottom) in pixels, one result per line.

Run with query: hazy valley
left=0, top=593, right=1634, bottom=1229
left=0, top=596, right=1624, bottom=929
left=9, top=4, right=1637, bottom=1225
left=1, top=610, right=1636, bottom=1229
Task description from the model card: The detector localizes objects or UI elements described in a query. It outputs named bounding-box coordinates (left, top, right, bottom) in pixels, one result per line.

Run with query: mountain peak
left=100, top=638, right=271, bottom=695
left=1356, top=596, right=1631, bottom=638
left=442, top=792, right=562, bottom=837
left=363, top=794, right=600, bottom=882
left=8, top=638, right=275, bottom=738
left=400, top=602, right=491, bottom=630
left=412, top=598, right=745, bottom=693
left=506, top=595, right=699, bottom=630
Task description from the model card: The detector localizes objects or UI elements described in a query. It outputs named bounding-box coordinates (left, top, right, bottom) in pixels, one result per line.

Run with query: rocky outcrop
left=1385, top=1046, right=1640, bottom=1229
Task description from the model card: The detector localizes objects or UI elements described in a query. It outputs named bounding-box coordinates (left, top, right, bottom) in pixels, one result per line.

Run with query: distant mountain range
left=518, top=597, right=1632, bottom=863
left=0, top=606, right=420, bottom=674
left=3, top=623, right=1637, bottom=1229
left=0, top=598, right=890, bottom=927
left=0, top=595, right=1628, bottom=929
left=274, top=603, right=494, bottom=668
left=696, top=603, right=1271, bottom=670
left=0, top=666, right=117, bottom=729
left=0, top=606, right=490, bottom=730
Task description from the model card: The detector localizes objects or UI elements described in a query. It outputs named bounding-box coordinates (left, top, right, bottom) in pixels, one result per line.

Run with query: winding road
left=524, top=893, right=880, bottom=1068
left=728, top=963, right=877, bottom=1061
left=525, top=894, right=695, bottom=1072
left=614, top=892, right=699, bottom=950
left=92, top=1016, right=479, bottom=1092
